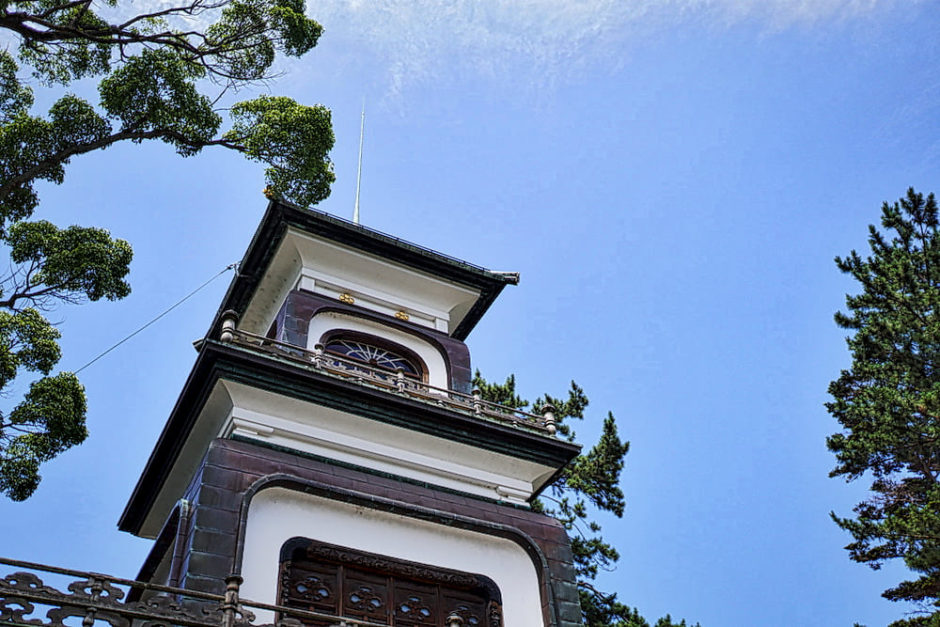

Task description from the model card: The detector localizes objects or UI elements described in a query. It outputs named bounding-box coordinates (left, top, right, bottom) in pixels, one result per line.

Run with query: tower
left=118, top=200, right=582, bottom=626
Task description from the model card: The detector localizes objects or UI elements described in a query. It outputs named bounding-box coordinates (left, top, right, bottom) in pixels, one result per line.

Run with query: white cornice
left=218, top=381, right=553, bottom=506
left=239, top=228, right=480, bottom=336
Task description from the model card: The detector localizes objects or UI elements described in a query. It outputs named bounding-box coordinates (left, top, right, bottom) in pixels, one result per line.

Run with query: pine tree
left=473, top=372, right=700, bottom=627
left=828, top=188, right=940, bottom=624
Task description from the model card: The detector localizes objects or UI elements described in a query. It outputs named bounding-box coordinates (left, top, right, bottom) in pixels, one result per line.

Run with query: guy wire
left=74, top=262, right=238, bottom=374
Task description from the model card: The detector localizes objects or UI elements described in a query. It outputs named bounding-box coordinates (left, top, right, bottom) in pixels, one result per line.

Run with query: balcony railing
left=217, top=325, right=557, bottom=437
left=0, top=556, right=472, bottom=627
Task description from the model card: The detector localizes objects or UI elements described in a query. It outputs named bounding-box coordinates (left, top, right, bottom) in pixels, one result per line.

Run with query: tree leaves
left=0, top=307, right=88, bottom=501
left=99, top=49, right=220, bottom=156
left=0, top=0, right=333, bottom=225
left=268, top=0, right=322, bottom=57
left=828, top=188, right=940, bottom=623
left=566, top=414, right=630, bottom=516
left=227, top=95, right=334, bottom=206
left=0, top=309, right=61, bottom=386
left=7, top=221, right=132, bottom=306
left=206, top=0, right=276, bottom=80
left=10, top=372, right=87, bottom=451
left=0, top=372, right=86, bottom=501
left=0, top=51, right=32, bottom=121
left=0, top=0, right=332, bottom=500
left=16, top=1, right=112, bottom=84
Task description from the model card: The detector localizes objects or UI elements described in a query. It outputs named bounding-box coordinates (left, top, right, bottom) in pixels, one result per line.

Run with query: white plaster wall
left=217, top=381, right=549, bottom=505
left=308, top=311, right=449, bottom=389
left=240, top=487, right=545, bottom=626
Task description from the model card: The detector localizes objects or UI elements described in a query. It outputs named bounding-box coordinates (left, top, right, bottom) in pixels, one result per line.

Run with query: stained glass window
left=324, top=338, right=421, bottom=378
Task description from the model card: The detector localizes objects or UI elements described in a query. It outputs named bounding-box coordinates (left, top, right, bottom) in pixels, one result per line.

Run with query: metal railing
left=0, top=556, right=437, bottom=627
left=217, top=324, right=557, bottom=437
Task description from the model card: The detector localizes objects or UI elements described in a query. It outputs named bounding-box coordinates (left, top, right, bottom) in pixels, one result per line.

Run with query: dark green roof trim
left=119, top=339, right=579, bottom=535
left=211, top=199, right=517, bottom=341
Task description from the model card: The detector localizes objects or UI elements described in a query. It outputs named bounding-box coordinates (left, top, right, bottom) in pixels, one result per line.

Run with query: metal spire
left=353, top=101, right=365, bottom=225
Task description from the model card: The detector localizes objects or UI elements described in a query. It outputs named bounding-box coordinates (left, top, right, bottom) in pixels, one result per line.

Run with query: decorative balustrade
left=0, top=557, right=472, bottom=627
left=220, top=327, right=556, bottom=436
left=0, top=557, right=336, bottom=627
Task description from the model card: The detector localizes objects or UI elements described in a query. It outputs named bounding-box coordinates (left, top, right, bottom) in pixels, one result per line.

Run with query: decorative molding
left=218, top=403, right=537, bottom=505
left=295, top=265, right=454, bottom=333
left=304, top=546, right=481, bottom=589
left=230, top=417, right=275, bottom=440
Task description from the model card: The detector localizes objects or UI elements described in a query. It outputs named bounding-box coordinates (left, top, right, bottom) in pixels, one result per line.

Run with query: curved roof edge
left=208, top=199, right=519, bottom=342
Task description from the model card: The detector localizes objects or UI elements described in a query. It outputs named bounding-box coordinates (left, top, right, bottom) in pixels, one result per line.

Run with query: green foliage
left=828, top=188, right=940, bottom=624
left=473, top=372, right=699, bottom=627
left=0, top=220, right=130, bottom=500
left=887, top=616, right=940, bottom=627
left=7, top=221, right=133, bottom=304
left=227, top=95, right=334, bottom=207
left=0, top=372, right=87, bottom=500
left=98, top=49, right=220, bottom=155
left=1, top=0, right=334, bottom=225
left=0, top=0, right=334, bottom=499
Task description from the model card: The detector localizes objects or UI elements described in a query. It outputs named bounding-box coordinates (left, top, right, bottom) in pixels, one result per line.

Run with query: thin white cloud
left=309, top=0, right=916, bottom=97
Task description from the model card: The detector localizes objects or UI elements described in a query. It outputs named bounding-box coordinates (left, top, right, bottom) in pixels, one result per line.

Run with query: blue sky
left=2, top=1, right=940, bottom=625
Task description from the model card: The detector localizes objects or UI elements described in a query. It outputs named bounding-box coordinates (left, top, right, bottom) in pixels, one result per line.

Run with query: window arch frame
left=318, top=330, right=429, bottom=383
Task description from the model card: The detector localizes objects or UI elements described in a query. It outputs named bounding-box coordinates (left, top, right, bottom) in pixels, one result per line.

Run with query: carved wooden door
left=279, top=539, right=502, bottom=627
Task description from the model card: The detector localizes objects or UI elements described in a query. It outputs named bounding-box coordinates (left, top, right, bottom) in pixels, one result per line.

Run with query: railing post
left=81, top=576, right=103, bottom=627
left=472, top=388, right=482, bottom=415
left=395, top=368, right=405, bottom=393
left=446, top=613, right=465, bottom=627
left=219, top=310, right=239, bottom=343
left=541, top=403, right=557, bottom=435
left=221, top=575, right=243, bottom=627
left=313, top=343, right=324, bottom=368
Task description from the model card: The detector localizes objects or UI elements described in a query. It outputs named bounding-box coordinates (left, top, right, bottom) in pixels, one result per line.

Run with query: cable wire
left=74, top=262, right=238, bottom=374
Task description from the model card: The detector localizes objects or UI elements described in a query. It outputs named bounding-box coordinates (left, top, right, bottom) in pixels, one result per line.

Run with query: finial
left=541, top=403, right=557, bottom=435
left=219, top=310, right=239, bottom=343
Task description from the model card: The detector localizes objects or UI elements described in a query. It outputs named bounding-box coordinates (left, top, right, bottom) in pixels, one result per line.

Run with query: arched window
left=279, top=538, right=503, bottom=626
left=321, top=332, right=426, bottom=380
